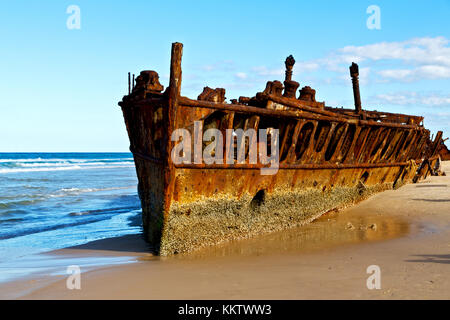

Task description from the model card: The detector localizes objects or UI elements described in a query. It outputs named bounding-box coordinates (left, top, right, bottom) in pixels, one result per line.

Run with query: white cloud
left=234, top=72, right=248, bottom=80
left=377, top=69, right=413, bottom=80
left=378, top=65, right=450, bottom=81
left=329, top=37, right=450, bottom=82
left=295, top=62, right=320, bottom=73
left=187, top=37, right=450, bottom=99
left=371, top=91, right=450, bottom=107
left=270, top=36, right=450, bottom=84
left=338, top=37, right=450, bottom=67
left=199, top=60, right=236, bottom=72
left=252, top=66, right=284, bottom=77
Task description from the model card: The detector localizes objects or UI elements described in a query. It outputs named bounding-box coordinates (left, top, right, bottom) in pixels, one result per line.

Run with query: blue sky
left=0, top=0, right=449, bottom=151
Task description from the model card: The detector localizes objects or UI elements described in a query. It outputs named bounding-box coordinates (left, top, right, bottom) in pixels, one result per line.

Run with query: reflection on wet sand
left=160, top=209, right=411, bottom=260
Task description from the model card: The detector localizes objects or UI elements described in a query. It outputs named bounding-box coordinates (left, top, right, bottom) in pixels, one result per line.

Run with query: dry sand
left=1, top=162, right=449, bottom=300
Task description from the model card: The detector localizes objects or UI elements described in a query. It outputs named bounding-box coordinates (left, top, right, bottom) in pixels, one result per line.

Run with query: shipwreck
left=119, top=42, right=443, bottom=255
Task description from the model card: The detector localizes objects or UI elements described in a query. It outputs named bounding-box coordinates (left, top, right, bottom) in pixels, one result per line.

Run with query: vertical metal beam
left=343, top=126, right=362, bottom=164
left=167, top=42, right=183, bottom=139
left=349, top=63, right=362, bottom=115
left=428, top=131, right=443, bottom=158
left=163, top=42, right=183, bottom=226
left=128, top=72, right=131, bottom=94
left=317, top=123, right=337, bottom=162
left=330, top=124, right=350, bottom=162
left=287, top=120, right=305, bottom=163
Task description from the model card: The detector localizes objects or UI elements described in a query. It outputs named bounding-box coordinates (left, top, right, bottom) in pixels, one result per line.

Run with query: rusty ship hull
left=119, top=43, right=443, bottom=256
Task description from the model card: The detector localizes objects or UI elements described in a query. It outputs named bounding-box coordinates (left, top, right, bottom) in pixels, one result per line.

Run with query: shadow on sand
left=412, top=199, right=450, bottom=202
left=405, top=254, right=450, bottom=264
left=415, top=184, right=447, bottom=188
left=65, top=234, right=155, bottom=255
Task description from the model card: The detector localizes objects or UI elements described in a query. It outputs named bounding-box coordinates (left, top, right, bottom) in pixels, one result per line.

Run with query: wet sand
left=1, top=162, right=450, bottom=299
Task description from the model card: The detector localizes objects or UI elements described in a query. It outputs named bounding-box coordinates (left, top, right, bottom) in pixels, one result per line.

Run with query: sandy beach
left=1, top=162, right=449, bottom=300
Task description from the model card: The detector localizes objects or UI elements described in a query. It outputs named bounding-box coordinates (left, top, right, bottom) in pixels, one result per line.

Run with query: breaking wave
left=0, top=164, right=134, bottom=174
left=0, top=156, right=134, bottom=174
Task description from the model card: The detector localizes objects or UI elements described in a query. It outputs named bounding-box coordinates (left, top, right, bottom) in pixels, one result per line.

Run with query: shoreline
left=1, top=162, right=449, bottom=299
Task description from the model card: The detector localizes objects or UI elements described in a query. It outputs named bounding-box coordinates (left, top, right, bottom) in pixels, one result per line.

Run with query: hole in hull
left=360, top=171, right=369, bottom=184
left=250, top=189, right=266, bottom=209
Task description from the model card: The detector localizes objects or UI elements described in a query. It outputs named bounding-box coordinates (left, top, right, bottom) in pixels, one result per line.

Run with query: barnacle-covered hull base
left=119, top=43, right=443, bottom=255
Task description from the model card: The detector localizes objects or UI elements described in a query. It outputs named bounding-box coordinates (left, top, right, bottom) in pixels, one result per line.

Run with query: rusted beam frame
left=173, top=162, right=410, bottom=170
left=341, top=126, right=362, bottom=164
left=408, top=133, right=427, bottom=160
left=180, top=96, right=333, bottom=122
left=237, top=115, right=260, bottom=161
left=219, top=111, right=235, bottom=159
left=367, top=128, right=394, bottom=163
left=360, top=127, right=384, bottom=163
left=400, top=130, right=419, bottom=162
left=261, top=93, right=343, bottom=118
left=358, top=119, right=419, bottom=129
left=326, top=107, right=423, bottom=124
left=177, top=97, right=422, bottom=130
left=400, top=131, right=421, bottom=162
left=279, top=121, right=295, bottom=161
left=428, top=154, right=440, bottom=162
left=428, top=131, right=443, bottom=158
left=369, top=128, right=391, bottom=163
left=163, top=42, right=183, bottom=219
left=285, top=120, right=305, bottom=163
left=411, top=134, right=428, bottom=160
left=315, top=123, right=337, bottom=162
left=393, top=129, right=415, bottom=162
left=119, top=97, right=166, bottom=108
left=300, top=121, right=319, bottom=163
left=387, top=130, right=409, bottom=163
left=354, top=128, right=373, bottom=163
left=330, top=124, right=350, bottom=162
left=363, top=111, right=423, bottom=125
left=379, top=129, right=401, bottom=162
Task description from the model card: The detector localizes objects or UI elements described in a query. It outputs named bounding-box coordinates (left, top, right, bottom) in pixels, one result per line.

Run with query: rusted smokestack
left=349, top=62, right=362, bottom=114
left=285, top=55, right=295, bottom=82
left=128, top=72, right=131, bottom=95
left=283, top=55, right=299, bottom=98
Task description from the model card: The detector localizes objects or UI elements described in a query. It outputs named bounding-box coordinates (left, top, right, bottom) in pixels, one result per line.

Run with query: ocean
left=0, top=153, right=141, bottom=264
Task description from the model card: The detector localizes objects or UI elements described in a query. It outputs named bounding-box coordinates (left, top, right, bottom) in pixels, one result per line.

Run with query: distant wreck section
left=438, top=139, right=450, bottom=161
left=119, top=42, right=445, bottom=256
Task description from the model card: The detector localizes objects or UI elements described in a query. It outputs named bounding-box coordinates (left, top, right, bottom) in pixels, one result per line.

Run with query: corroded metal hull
left=119, top=43, right=442, bottom=255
